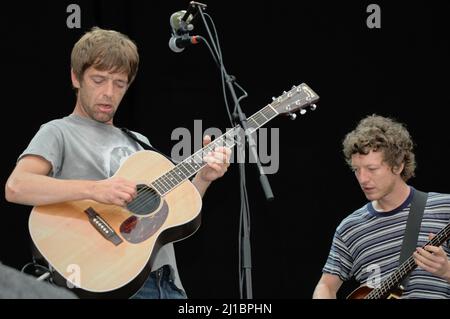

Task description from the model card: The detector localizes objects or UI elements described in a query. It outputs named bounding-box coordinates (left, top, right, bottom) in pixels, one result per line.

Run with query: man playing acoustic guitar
left=313, top=115, right=450, bottom=299
left=5, top=27, right=231, bottom=299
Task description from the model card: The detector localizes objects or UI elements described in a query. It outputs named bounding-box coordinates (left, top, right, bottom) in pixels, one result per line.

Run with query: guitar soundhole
left=126, top=184, right=161, bottom=217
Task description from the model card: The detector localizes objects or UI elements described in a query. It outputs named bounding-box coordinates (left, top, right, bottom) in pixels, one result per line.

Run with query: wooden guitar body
left=347, top=285, right=403, bottom=299
left=29, top=150, right=202, bottom=297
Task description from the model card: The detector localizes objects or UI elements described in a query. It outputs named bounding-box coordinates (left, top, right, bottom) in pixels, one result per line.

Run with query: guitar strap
left=399, top=189, right=428, bottom=288
left=120, top=127, right=176, bottom=164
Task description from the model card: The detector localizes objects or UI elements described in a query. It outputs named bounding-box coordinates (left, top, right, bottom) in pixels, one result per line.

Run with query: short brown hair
left=342, top=114, right=416, bottom=181
left=71, top=27, right=139, bottom=84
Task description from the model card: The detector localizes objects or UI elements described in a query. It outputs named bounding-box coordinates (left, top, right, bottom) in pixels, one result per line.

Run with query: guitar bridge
left=84, top=207, right=123, bottom=246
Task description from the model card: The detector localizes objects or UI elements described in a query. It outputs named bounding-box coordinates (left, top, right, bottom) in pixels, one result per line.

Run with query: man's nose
left=357, top=170, right=369, bottom=185
left=103, top=81, right=114, bottom=98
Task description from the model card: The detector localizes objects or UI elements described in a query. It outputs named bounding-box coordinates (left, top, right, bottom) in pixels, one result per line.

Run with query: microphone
left=169, top=10, right=194, bottom=36
left=169, top=34, right=201, bottom=53
left=169, top=2, right=207, bottom=53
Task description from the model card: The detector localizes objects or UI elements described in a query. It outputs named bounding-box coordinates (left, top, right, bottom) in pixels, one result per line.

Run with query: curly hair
left=342, top=115, right=416, bottom=181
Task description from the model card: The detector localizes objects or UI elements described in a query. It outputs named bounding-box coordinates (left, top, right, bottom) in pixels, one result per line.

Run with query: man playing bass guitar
left=313, top=115, right=450, bottom=299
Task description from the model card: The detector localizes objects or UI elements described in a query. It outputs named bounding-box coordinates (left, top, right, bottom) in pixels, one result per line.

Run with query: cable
left=196, top=5, right=253, bottom=299
left=198, top=10, right=235, bottom=126
left=203, top=13, right=249, bottom=118
left=21, top=262, right=50, bottom=274
left=36, top=272, right=51, bottom=281
left=198, top=10, right=251, bottom=127
left=196, top=35, right=220, bottom=67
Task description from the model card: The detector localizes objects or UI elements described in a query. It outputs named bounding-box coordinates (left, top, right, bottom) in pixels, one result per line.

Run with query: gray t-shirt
left=19, top=114, right=184, bottom=291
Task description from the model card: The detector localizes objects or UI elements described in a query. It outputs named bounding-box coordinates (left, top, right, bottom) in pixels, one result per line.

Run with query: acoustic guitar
left=29, top=83, right=319, bottom=298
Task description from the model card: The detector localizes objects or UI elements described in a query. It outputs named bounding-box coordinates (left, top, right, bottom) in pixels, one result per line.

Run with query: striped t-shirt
left=323, top=187, right=450, bottom=298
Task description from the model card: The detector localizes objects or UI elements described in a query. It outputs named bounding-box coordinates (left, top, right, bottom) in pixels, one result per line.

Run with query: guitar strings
left=119, top=94, right=295, bottom=201
left=125, top=115, right=263, bottom=213
left=367, top=256, right=416, bottom=299
left=366, top=227, right=450, bottom=299
left=129, top=161, right=206, bottom=212
left=133, top=130, right=236, bottom=194
left=127, top=142, right=222, bottom=212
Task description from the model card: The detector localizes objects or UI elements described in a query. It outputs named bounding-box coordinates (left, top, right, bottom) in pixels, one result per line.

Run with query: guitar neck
left=150, top=104, right=279, bottom=196
left=148, top=82, right=319, bottom=196
left=367, top=222, right=450, bottom=299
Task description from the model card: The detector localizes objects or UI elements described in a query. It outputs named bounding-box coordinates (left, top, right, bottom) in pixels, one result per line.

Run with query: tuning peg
left=310, top=104, right=317, bottom=111
left=288, top=112, right=297, bottom=120
left=300, top=109, right=307, bottom=115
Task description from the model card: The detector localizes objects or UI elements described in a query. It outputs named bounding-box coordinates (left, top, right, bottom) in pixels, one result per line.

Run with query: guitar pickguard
left=119, top=200, right=169, bottom=244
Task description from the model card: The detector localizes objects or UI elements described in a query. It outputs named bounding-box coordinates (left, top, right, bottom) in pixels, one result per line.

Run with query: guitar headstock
left=271, top=83, right=320, bottom=119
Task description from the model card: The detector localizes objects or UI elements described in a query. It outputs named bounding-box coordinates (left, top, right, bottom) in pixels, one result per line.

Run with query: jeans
left=131, top=265, right=187, bottom=299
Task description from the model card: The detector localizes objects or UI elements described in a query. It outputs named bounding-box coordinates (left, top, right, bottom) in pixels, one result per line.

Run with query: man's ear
left=393, top=162, right=405, bottom=175
left=71, top=69, right=81, bottom=89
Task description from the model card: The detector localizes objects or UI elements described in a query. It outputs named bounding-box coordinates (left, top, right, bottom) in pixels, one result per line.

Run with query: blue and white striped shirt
left=323, top=187, right=450, bottom=298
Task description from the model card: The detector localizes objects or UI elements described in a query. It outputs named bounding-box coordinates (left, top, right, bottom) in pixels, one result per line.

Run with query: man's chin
left=93, top=112, right=114, bottom=123
left=363, top=192, right=378, bottom=201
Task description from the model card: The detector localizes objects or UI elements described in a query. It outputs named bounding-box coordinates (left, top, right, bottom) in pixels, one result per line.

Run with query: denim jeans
left=131, top=265, right=187, bottom=299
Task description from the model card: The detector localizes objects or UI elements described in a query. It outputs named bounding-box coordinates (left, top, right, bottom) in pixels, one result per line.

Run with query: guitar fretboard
left=150, top=105, right=279, bottom=196
left=366, top=222, right=450, bottom=299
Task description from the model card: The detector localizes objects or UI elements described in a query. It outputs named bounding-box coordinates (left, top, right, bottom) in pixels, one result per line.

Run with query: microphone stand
left=227, top=73, right=274, bottom=202
left=193, top=3, right=274, bottom=299
left=226, top=73, right=274, bottom=300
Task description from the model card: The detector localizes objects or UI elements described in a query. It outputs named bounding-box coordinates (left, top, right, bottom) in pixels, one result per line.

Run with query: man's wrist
left=192, top=174, right=212, bottom=197
left=444, top=263, right=450, bottom=283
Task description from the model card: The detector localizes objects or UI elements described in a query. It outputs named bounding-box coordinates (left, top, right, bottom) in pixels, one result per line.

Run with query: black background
left=0, top=0, right=449, bottom=299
